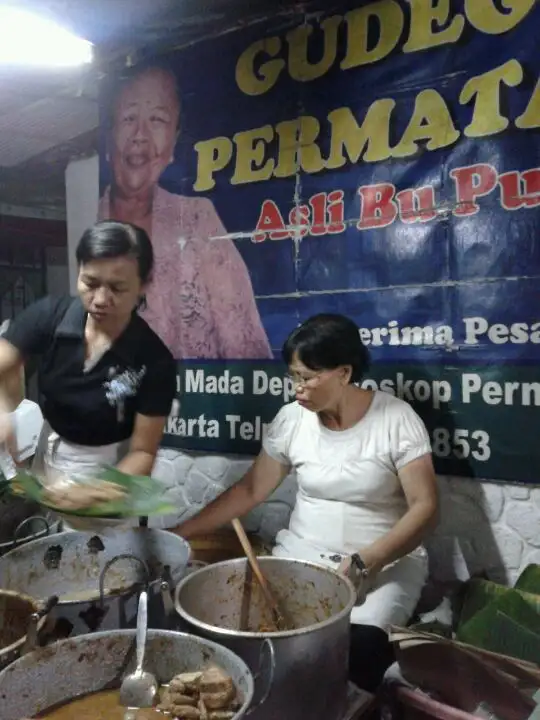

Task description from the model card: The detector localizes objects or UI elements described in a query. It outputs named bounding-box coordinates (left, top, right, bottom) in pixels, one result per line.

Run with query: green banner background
left=162, top=361, right=538, bottom=483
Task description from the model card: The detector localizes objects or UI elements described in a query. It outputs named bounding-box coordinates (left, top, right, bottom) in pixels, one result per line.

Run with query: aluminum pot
left=0, top=494, right=57, bottom=555
left=0, top=528, right=190, bottom=639
left=0, top=628, right=275, bottom=720
left=0, top=590, right=57, bottom=670
left=175, top=556, right=357, bottom=720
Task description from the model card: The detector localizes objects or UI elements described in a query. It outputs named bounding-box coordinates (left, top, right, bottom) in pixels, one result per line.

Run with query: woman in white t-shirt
left=174, top=313, right=439, bottom=692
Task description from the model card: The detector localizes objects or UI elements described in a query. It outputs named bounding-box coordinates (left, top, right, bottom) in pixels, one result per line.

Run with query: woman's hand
left=337, top=550, right=381, bottom=579
left=337, top=552, right=380, bottom=601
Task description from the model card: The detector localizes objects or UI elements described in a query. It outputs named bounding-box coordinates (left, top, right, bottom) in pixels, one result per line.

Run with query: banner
left=99, top=0, right=540, bottom=483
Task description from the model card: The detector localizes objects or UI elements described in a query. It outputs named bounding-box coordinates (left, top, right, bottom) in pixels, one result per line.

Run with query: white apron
left=272, top=530, right=428, bottom=631
left=32, top=421, right=138, bottom=532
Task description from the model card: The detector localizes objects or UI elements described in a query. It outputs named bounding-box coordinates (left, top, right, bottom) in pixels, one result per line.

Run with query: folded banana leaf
left=457, top=590, right=540, bottom=663
left=459, top=578, right=540, bottom=626
left=8, top=467, right=175, bottom=518
left=476, top=613, right=540, bottom=666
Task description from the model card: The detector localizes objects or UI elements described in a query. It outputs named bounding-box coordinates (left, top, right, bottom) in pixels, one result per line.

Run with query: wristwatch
left=350, top=553, right=369, bottom=578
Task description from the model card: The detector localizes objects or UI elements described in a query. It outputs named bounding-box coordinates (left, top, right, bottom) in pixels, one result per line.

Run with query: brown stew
left=35, top=665, right=239, bottom=720
left=38, top=689, right=161, bottom=719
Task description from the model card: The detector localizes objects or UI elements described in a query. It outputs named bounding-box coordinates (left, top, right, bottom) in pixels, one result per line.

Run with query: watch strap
left=351, top=553, right=369, bottom=577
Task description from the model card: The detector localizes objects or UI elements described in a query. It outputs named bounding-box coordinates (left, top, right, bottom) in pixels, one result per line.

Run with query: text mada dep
left=191, top=1, right=539, bottom=237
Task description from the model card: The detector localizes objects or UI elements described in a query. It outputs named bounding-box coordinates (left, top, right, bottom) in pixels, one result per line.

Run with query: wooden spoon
left=231, top=518, right=288, bottom=631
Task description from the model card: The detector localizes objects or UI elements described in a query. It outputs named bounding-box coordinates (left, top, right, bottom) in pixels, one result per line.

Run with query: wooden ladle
left=231, top=518, right=288, bottom=631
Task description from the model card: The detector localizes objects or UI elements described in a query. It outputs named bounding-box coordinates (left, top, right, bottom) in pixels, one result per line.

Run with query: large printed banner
left=99, top=1, right=540, bottom=482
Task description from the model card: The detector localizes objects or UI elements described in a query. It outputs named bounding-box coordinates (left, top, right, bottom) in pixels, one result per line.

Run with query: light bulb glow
left=0, top=7, right=92, bottom=67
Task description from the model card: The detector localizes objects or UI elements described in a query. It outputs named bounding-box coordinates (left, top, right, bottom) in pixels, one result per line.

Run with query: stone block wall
left=149, top=449, right=540, bottom=586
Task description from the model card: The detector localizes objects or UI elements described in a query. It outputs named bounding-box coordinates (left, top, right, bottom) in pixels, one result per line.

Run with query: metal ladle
left=120, top=591, right=158, bottom=709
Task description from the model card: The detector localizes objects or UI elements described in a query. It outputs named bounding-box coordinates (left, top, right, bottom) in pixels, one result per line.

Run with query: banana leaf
left=516, top=565, right=540, bottom=596
left=478, top=613, right=540, bottom=666
left=457, top=590, right=540, bottom=663
left=8, top=467, right=176, bottom=518
left=459, top=578, right=540, bottom=627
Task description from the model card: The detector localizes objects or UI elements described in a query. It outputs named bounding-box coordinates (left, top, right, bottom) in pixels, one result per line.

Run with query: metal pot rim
left=0, top=628, right=256, bottom=707
left=1, top=526, right=183, bottom=556
left=0, top=526, right=49, bottom=551
left=0, top=590, right=47, bottom=660
left=0, top=527, right=190, bottom=605
left=174, top=556, right=357, bottom=639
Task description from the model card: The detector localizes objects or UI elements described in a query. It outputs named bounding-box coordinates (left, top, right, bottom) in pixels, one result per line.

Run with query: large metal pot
left=0, top=590, right=56, bottom=670
left=0, top=528, right=190, bottom=639
left=0, top=628, right=275, bottom=720
left=0, top=494, right=57, bottom=555
left=175, top=557, right=357, bottom=720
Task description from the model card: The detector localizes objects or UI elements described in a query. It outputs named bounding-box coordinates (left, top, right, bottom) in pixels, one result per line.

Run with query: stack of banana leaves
left=389, top=566, right=540, bottom=719
left=456, top=565, right=540, bottom=665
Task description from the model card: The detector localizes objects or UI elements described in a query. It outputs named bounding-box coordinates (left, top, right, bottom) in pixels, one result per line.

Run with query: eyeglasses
left=286, top=370, right=326, bottom=388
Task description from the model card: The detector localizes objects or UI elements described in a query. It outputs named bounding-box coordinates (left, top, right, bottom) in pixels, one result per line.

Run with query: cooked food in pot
left=32, top=665, right=240, bottom=720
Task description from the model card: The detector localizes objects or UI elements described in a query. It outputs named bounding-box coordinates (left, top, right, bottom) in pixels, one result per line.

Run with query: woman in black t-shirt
left=0, top=221, right=176, bottom=519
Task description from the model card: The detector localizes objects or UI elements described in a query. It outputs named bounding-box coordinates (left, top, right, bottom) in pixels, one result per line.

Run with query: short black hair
left=76, top=221, right=154, bottom=284
left=282, top=314, right=370, bottom=384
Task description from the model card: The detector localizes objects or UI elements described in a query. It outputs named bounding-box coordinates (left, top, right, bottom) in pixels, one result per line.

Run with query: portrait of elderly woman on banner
left=99, top=60, right=272, bottom=360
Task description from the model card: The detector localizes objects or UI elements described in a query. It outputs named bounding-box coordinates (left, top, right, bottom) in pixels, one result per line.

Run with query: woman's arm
left=0, top=296, right=67, bottom=417
left=116, top=413, right=168, bottom=476
left=0, top=340, right=23, bottom=408
left=353, top=454, right=439, bottom=575
left=123, top=350, right=175, bottom=475
left=0, top=340, right=24, bottom=452
left=1, top=365, right=24, bottom=411
left=172, top=450, right=290, bottom=539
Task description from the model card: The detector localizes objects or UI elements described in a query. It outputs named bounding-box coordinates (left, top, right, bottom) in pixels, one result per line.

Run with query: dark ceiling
left=0, top=0, right=309, bottom=213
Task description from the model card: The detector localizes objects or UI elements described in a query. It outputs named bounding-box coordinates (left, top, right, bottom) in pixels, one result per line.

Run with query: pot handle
left=98, top=553, right=150, bottom=608
left=159, top=580, right=175, bottom=627
left=12, top=515, right=50, bottom=547
left=246, top=638, right=276, bottom=715
left=22, top=595, right=59, bottom=656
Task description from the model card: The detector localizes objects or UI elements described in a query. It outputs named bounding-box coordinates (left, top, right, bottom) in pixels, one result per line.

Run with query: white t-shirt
left=263, top=390, right=432, bottom=560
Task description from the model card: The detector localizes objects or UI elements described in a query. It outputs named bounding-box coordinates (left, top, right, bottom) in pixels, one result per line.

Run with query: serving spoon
left=120, top=590, right=158, bottom=709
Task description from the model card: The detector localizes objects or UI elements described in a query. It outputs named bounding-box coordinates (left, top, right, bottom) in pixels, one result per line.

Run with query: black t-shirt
left=3, top=295, right=176, bottom=446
